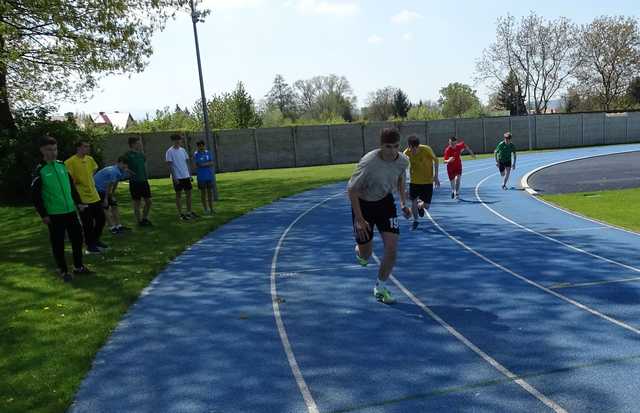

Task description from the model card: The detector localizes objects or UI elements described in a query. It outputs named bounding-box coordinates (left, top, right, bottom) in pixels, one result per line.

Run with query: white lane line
left=370, top=254, right=568, bottom=413
left=539, top=227, right=607, bottom=234
left=271, top=191, right=345, bottom=413
left=424, top=209, right=640, bottom=336
left=549, top=276, right=640, bottom=290
left=520, top=149, right=640, bottom=195
left=475, top=174, right=640, bottom=275
left=519, top=150, right=640, bottom=237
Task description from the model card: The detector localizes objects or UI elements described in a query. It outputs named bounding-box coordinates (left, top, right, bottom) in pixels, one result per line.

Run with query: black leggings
left=80, top=201, right=106, bottom=247
left=47, top=212, right=84, bottom=273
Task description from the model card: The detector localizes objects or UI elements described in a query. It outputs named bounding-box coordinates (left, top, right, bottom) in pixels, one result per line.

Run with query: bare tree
left=476, top=13, right=580, bottom=114
left=575, top=16, right=640, bottom=111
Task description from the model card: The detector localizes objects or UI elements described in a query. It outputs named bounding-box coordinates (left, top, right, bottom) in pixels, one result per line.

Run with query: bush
left=0, top=108, right=104, bottom=203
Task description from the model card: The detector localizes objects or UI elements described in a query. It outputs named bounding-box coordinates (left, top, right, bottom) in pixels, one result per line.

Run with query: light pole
left=526, top=49, right=533, bottom=151
left=190, top=0, right=218, bottom=200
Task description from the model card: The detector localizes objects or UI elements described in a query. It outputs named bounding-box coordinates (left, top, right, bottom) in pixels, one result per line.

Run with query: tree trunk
left=0, top=34, right=16, bottom=133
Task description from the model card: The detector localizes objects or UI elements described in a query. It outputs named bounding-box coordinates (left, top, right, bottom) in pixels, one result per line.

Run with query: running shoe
left=140, top=219, right=153, bottom=226
left=356, top=252, right=368, bottom=267
left=96, top=241, right=109, bottom=250
left=189, top=211, right=199, bottom=219
left=180, top=213, right=191, bottom=221
left=374, top=286, right=396, bottom=304
left=73, top=265, right=94, bottom=275
left=451, top=192, right=455, bottom=199
left=62, top=272, right=73, bottom=283
left=86, top=246, right=102, bottom=254
left=418, top=207, right=425, bottom=217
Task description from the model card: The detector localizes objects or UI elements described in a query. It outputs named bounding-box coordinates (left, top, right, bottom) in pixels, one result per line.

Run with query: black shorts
left=173, top=178, right=193, bottom=192
left=352, top=194, right=399, bottom=244
left=129, top=180, right=151, bottom=201
left=409, top=183, right=434, bottom=204
left=197, top=180, right=213, bottom=190
left=498, top=160, right=512, bottom=172
left=98, top=191, right=118, bottom=209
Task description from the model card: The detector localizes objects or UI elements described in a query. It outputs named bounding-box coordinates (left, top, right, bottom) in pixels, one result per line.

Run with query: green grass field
left=0, top=163, right=355, bottom=413
left=542, top=188, right=640, bottom=232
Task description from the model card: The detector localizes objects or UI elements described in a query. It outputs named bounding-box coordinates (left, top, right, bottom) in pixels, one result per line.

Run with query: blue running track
left=70, top=143, right=640, bottom=413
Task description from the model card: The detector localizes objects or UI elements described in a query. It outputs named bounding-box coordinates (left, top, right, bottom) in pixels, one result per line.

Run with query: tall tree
left=293, top=74, right=356, bottom=121
left=575, top=16, right=640, bottom=111
left=229, top=82, right=261, bottom=129
left=392, top=89, right=411, bottom=118
left=629, top=76, right=640, bottom=106
left=366, top=86, right=396, bottom=120
left=265, top=74, right=297, bottom=119
left=0, top=0, right=191, bottom=132
left=476, top=12, right=580, bottom=114
left=496, top=70, right=527, bottom=115
left=438, top=83, right=481, bottom=118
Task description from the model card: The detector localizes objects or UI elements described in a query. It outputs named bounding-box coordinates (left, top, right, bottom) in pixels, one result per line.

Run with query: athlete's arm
left=464, top=144, right=476, bottom=159
left=512, top=150, right=516, bottom=170
left=397, top=175, right=412, bottom=219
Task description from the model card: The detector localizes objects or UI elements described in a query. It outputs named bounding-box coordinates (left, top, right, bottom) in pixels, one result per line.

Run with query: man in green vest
left=32, top=137, right=93, bottom=282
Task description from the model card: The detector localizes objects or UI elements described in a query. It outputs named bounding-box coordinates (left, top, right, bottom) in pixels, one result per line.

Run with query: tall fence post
left=291, top=126, right=298, bottom=167
left=328, top=125, right=335, bottom=164
left=482, top=117, right=487, bottom=153
left=252, top=128, right=260, bottom=169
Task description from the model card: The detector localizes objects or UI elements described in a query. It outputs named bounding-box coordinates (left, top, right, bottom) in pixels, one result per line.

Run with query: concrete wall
left=101, top=111, right=640, bottom=177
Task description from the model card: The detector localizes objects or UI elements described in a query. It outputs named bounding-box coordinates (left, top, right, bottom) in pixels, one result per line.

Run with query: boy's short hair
left=449, top=136, right=457, bottom=142
left=40, top=137, right=57, bottom=147
left=117, top=156, right=129, bottom=165
left=407, top=135, right=420, bottom=147
left=380, top=128, right=400, bottom=145
left=128, top=136, right=140, bottom=147
left=196, top=140, right=205, bottom=146
left=170, top=133, right=182, bottom=142
left=504, top=132, right=512, bottom=139
left=75, top=140, right=88, bottom=148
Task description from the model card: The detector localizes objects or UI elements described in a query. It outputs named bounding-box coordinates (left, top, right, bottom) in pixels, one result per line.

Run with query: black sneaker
left=86, top=246, right=102, bottom=254
left=180, top=213, right=191, bottom=221
left=418, top=207, right=425, bottom=217
left=142, top=219, right=153, bottom=226
left=110, top=227, right=120, bottom=235
left=96, top=241, right=109, bottom=250
left=451, top=192, right=455, bottom=199
left=73, top=266, right=94, bottom=275
left=188, top=211, right=199, bottom=219
left=62, top=273, right=73, bottom=282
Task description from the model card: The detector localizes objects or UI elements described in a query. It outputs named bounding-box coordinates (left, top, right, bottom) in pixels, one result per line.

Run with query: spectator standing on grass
left=94, top=156, right=131, bottom=234
left=65, top=140, right=107, bottom=253
left=32, top=137, right=93, bottom=282
left=193, top=140, right=215, bottom=215
left=166, top=134, right=198, bottom=221
left=125, top=136, right=153, bottom=227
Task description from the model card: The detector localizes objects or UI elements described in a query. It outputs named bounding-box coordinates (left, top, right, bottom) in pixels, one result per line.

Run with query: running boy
left=94, top=156, right=130, bottom=234
left=348, top=127, right=411, bottom=304
left=193, top=140, right=215, bottom=215
left=443, top=136, right=475, bottom=199
left=32, top=137, right=92, bottom=282
left=494, top=132, right=517, bottom=189
left=403, top=135, right=440, bottom=230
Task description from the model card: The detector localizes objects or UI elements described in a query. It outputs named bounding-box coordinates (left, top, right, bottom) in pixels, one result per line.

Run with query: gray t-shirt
left=347, top=149, right=409, bottom=202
